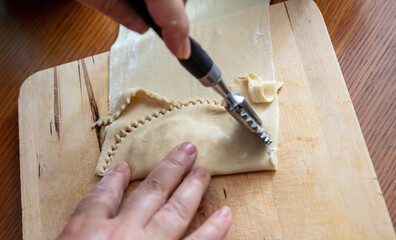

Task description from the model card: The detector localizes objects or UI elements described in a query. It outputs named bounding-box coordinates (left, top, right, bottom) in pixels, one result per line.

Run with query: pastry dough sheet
left=109, top=0, right=273, bottom=107
left=103, top=0, right=279, bottom=180
left=95, top=74, right=282, bottom=181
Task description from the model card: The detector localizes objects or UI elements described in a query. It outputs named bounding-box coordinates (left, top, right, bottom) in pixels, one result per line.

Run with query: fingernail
left=177, top=142, right=196, bottom=155
left=216, top=206, right=231, bottom=218
left=113, top=162, right=129, bottom=172
left=179, top=37, right=191, bottom=59
left=191, top=167, right=208, bottom=178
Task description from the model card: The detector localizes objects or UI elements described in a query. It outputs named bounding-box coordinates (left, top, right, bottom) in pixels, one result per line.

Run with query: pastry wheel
left=125, top=0, right=272, bottom=144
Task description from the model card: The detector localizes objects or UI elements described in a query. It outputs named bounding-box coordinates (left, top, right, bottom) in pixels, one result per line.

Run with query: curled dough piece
left=234, top=73, right=283, bottom=103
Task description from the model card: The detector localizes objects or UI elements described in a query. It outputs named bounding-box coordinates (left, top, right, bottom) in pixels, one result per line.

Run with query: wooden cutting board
left=19, top=1, right=395, bottom=239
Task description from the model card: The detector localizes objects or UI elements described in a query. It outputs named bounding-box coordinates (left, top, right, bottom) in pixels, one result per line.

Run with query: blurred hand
left=58, top=142, right=232, bottom=240
left=76, top=0, right=190, bottom=59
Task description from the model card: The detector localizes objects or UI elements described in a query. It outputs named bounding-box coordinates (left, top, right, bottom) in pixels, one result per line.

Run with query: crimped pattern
left=98, top=99, right=224, bottom=173
left=93, top=88, right=175, bottom=128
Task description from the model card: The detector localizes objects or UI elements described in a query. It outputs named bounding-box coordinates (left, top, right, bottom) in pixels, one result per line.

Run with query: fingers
left=78, top=0, right=190, bottom=58
left=73, top=162, right=131, bottom=218
left=185, top=206, right=232, bottom=240
left=119, top=142, right=197, bottom=223
left=77, top=0, right=149, bottom=33
left=146, top=167, right=210, bottom=239
left=145, top=0, right=191, bottom=58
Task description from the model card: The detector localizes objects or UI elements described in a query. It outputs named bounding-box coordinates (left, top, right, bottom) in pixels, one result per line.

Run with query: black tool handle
left=126, top=0, right=214, bottom=79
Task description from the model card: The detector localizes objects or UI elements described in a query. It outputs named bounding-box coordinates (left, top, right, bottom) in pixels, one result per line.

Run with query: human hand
left=77, top=0, right=190, bottom=59
left=57, top=142, right=232, bottom=240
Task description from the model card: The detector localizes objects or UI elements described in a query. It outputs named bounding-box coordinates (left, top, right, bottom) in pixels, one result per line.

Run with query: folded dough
left=94, top=73, right=282, bottom=181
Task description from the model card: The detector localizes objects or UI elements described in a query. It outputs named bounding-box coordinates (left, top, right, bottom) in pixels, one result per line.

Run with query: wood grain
left=1, top=0, right=395, bottom=239
left=19, top=53, right=110, bottom=239
left=274, top=0, right=396, bottom=229
left=0, top=1, right=117, bottom=239
left=19, top=1, right=395, bottom=239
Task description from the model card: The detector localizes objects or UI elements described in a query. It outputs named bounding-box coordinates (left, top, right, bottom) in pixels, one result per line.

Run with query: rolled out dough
left=95, top=73, right=282, bottom=181
left=109, top=0, right=273, bottom=107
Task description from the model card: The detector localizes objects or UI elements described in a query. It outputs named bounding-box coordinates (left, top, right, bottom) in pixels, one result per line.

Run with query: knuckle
left=170, top=148, right=191, bottom=166
left=94, top=184, right=118, bottom=198
left=142, top=177, right=166, bottom=196
left=150, top=213, right=167, bottom=228
left=166, top=151, right=187, bottom=170
left=164, top=199, right=190, bottom=220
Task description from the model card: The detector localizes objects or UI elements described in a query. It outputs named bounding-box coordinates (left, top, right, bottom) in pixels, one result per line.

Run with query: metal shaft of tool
left=198, top=66, right=272, bottom=144
left=198, top=64, right=263, bottom=126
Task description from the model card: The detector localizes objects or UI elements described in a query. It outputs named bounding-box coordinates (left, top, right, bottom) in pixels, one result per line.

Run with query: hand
left=58, top=142, right=232, bottom=240
left=77, top=0, right=190, bottom=59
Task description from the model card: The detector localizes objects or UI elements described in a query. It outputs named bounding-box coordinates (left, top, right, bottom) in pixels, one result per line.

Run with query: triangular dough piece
left=95, top=73, right=282, bottom=181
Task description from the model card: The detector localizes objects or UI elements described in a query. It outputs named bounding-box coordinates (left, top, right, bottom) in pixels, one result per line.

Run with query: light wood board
left=19, top=1, right=395, bottom=239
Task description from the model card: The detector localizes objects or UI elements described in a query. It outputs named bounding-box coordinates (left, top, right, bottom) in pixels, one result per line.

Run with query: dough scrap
left=95, top=73, right=282, bottom=181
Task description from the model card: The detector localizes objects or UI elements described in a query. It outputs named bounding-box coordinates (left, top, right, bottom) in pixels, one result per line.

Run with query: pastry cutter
left=125, top=0, right=272, bottom=144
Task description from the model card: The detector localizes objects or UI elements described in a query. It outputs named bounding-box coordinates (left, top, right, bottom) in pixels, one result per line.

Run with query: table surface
left=0, top=0, right=394, bottom=238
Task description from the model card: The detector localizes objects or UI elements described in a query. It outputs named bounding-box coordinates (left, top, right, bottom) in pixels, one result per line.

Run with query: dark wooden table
left=0, top=0, right=394, bottom=238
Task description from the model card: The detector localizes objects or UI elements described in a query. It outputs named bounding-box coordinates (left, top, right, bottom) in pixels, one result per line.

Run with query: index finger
left=145, top=0, right=191, bottom=58
left=119, top=142, right=197, bottom=223
left=72, top=162, right=131, bottom=219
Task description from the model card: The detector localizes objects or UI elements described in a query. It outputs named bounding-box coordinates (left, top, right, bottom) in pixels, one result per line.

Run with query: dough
left=103, top=0, right=278, bottom=181
left=109, top=0, right=273, bottom=107
left=94, top=73, right=282, bottom=181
